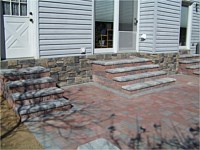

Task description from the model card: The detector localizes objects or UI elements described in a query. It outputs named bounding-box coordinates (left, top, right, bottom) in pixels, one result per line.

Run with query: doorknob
left=134, top=18, right=138, bottom=25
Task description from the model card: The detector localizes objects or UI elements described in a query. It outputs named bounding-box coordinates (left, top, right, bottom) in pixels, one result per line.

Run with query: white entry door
left=2, top=0, right=33, bottom=59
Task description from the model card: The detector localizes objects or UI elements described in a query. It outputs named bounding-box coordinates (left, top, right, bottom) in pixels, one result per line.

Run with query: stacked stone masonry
left=1, top=53, right=179, bottom=87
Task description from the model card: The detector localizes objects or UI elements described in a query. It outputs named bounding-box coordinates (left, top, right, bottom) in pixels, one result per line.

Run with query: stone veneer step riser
left=8, top=93, right=64, bottom=109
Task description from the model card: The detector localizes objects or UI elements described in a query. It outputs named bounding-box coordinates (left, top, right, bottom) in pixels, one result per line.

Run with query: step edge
left=122, top=78, right=176, bottom=91
left=106, top=64, right=159, bottom=74
left=6, top=77, right=55, bottom=88
left=16, top=98, right=70, bottom=115
left=113, top=71, right=167, bottom=82
left=92, top=58, right=150, bottom=66
left=12, top=87, right=64, bottom=101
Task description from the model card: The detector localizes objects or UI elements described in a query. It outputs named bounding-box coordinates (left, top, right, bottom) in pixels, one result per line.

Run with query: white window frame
left=93, top=0, right=139, bottom=54
left=2, top=0, right=28, bottom=16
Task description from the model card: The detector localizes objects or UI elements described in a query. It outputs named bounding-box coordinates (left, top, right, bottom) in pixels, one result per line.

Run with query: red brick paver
left=26, top=74, right=199, bottom=149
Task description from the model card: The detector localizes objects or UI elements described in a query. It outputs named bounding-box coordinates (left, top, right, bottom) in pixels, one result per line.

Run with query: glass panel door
left=118, top=0, right=138, bottom=51
left=94, top=0, right=114, bottom=49
left=179, top=6, right=188, bottom=46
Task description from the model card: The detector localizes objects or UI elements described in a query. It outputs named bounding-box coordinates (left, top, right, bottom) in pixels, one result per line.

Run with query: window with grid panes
left=2, top=0, right=27, bottom=16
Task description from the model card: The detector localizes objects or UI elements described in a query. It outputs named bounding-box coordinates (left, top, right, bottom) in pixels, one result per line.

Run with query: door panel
left=2, top=0, right=32, bottom=59
left=119, top=0, right=138, bottom=51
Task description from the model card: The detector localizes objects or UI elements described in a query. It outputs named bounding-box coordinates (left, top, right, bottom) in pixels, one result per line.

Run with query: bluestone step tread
left=106, top=64, right=159, bottom=74
left=179, top=59, right=200, bottom=64
left=179, top=54, right=200, bottom=59
left=0, top=66, right=49, bottom=76
left=92, top=58, right=150, bottom=66
left=185, top=65, right=200, bottom=69
left=113, top=71, right=167, bottom=82
left=12, top=87, right=64, bottom=101
left=193, top=71, right=200, bottom=75
left=6, top=77, right=55, bottom=88
left=122, top=78, right=176, bottom=91
left=15, top=98, right=70, bottom=115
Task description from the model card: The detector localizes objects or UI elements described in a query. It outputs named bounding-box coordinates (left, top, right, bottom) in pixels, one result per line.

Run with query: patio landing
left=25, top=74, right=199, bottom=149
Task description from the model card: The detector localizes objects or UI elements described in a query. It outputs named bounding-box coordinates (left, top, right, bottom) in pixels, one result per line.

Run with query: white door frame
left=93, top=0, right=139, bottom=54
left=29, top=0, right=39, bottom=59
left=179, top=3, right=193, bottom=50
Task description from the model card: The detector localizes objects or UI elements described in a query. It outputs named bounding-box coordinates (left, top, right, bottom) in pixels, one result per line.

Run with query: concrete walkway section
left=25, top=74, right=199, bottom=150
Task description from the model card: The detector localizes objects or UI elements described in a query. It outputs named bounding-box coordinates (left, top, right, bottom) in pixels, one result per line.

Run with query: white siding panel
left=40, top=35, right=91, bottom=40
left=39, top=18, right=91, bottom=25
left=39, top=13, right=92, bottom=20
left=40, top=39, right=91, bottom=45
left=139, top=0, right=155, bottom=53
left=39, top=29, right=91, bottom=34
left=40, top=0, right=92, bottom=6
left=38, top=0, right=93, bottom=57
left=40, top=44, right=91, bottom=50
left=39, top=7, right=91, bottom=15
left=155, top=0, right=181, bottom=53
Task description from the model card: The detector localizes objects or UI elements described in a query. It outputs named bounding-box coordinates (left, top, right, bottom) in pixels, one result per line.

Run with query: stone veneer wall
left=135, top=53, right=179, bottom=74
left=0, top=52, right=179, bottom=86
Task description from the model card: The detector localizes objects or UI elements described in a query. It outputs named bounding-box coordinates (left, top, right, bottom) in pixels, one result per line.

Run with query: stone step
left=185, top=64, right=200, bottom=69
left=179, top=59, right=200, bottom=64
left=193, top=71, right=200, bottom=75
left=113, top=71, right=167, bottom=82
left=106, top=64, right=159, bottom=74
left=12, top=87, right=64, bottom=102
left=15, top=98, right=70, bottom=115
left=92, top=58, right=150, bottom=66
left=0, top=66, right=49, bottom=77
left=6, top=77, right=55, bottom=88
left=179, top=54, right=200, bottom=59
left=122, top=78, right=176, bottom=91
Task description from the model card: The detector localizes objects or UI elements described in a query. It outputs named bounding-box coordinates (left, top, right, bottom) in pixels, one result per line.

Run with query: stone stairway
left=0, top=66, right=72, bottom=121
left=92, top=57, right=176, bottom=95
left=179, top=54, right=200, bottom=76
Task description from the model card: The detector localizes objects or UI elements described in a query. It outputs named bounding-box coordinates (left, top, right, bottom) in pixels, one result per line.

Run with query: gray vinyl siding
left=38, top=0, right=93, bottom=58
left=155, top=0, right=181, bottom=52
left=190, top=0, right=200, bottom=53
left=139, top=0, right=155, bottom=52
left=139, top=0, right=181, bottom=53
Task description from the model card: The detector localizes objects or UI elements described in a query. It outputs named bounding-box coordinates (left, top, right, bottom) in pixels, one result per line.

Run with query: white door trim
left=179, top=3, right=193, bottom=50
left=136, top=0, right=140, bottom=52
left=29, top=0, right=39, bottom=59
left=113, top=0, right=119, bottom=53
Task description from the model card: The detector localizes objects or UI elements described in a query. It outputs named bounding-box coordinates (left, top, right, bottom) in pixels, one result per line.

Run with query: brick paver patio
left=25, top=74, right=199, bottom=149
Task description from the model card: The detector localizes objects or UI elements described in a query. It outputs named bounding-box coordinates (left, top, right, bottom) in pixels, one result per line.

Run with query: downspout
left=0, top=1, right=6, bottom=60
